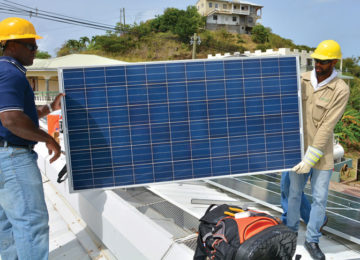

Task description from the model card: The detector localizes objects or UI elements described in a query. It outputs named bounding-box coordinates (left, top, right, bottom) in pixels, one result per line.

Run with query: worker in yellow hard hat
left=0, top=17, right=64, bottom=260
left=281, top=40, right=349, bottom=260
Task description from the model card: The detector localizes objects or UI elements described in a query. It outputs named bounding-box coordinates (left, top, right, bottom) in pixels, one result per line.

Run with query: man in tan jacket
left=287, top=40, right=349, bottom=260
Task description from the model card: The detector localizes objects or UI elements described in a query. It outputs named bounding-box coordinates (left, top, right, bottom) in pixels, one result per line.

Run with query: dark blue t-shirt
left=0, top=56, right=38, bottom=145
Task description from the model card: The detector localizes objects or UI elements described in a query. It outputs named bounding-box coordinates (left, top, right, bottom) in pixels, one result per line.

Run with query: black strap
left=57, top=164, right=67, bottom=183
left=205, top=204, right=218, bottom=214
left=0, top=138, right=34, bottom=149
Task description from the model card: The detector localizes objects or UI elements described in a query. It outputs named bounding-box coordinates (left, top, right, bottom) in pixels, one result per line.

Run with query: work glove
left=292, top=146, right=323, bottom=174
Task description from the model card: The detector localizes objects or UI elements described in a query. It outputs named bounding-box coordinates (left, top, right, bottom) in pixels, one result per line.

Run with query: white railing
left=34, top=91, right=58, bottom=105
left=208, top=8, right=250, bottom=16
left=231, top=9, right=250, bottom=15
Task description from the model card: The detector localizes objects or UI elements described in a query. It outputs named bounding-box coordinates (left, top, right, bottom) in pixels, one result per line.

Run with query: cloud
left=37, top=34, right=53, bottom=54
left=132, top=9, right=162, bottom=23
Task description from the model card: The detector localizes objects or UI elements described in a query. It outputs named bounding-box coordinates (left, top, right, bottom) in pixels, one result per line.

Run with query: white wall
left=208, top=48, right=315, bottom=73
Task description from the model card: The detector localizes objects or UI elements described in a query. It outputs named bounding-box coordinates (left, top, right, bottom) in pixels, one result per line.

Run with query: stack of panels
left=60, top=57, right=302, bottom=191
left=210, top=174, right=360, bottom=243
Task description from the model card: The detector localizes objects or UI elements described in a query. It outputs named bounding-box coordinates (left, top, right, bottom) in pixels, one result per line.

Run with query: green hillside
left=56, top=29, right=312, bottom=62
left=55, top=6, right=313, bottom=61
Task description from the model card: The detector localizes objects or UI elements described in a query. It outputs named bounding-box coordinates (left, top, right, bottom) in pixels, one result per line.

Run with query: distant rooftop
left=211, top=0, right=263, bottom=7
left=27, top=54, right=127, bottom=71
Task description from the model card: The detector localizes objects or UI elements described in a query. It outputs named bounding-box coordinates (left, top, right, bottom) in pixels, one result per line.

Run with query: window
left=213, top=15, right=218, bottom=20
left=215, top=3, right=218, bottom=8
left=234, top=5, right=237, bottom=9
left=232, top=16, right=237, bottom=22
left=209, top=2, right=212, bottom=8
left=223, top=4, right=227, bottom=9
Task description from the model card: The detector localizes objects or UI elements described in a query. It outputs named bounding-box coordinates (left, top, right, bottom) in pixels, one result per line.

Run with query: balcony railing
left=34, top=91, right=59, bottom=105
left=231, top=9, right=250, bottom=15
left=208, top=8, right=250, bottom=16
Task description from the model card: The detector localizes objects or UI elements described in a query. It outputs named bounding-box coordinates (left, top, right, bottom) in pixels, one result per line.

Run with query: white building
left=196, top=0, right=263, bottom=34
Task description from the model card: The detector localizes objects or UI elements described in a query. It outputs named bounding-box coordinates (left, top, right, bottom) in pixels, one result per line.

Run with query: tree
left=174, top=6, right=204, bottom=42
left=114, top=23, right=131, bottom=35
left=65, top=39, right=81, bottom=53
left=149, top=6, right=204, bottom=42
left=91, top=34, right=135, bottom=54
left=36, top=51, right=51, bottom=59
left=57, top=38, right=89, bottom=56
left=150, top=8, right=182, bottom=33
left=251, top=24, right=270, bottom=44
left=128, top=22, right=152, bottom=39
left=335, top=109, right=360, bottom=150
left=79, top=36, right=90, bottom=51
left=160, top=8, right=182, bottom=32
left=343, top=57, right=360, bottom=78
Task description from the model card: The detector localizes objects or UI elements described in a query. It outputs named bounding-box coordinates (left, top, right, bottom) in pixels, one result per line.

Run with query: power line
left=0, top=0, right=118, bottom=31
left=3, top=0, right=114, bottom=28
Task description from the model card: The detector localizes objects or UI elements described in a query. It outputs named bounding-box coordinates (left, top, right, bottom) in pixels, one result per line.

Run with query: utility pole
left=123, top=8, right=126, bottom=25
left=119, top=8, right=126, bottom=34
left=190, top=33, right=201, bottom=59
left=120, top=9, right=123, bottom=25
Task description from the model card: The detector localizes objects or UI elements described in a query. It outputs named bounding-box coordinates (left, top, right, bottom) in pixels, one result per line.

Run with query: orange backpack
left=194, top=204, right=297, bottom=260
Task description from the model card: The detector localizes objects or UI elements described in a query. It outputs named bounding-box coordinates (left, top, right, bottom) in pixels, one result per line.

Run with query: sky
left=0, top=0, right=359, bottom=59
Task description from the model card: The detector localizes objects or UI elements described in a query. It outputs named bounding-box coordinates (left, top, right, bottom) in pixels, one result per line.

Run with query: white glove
left=292, top=161, right=311, bottom=174
left=292, top=146, right=323, bottom=174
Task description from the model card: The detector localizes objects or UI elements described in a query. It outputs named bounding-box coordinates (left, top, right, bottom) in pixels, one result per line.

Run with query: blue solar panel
left=59, top=56, right=303, bottom=191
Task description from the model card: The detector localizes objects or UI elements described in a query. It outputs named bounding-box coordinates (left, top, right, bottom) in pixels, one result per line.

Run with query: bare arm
left=36, top=104, right=51, bottom=118
left=37, top=93, right=65, bottom=118
left=0, top=110, right=61, bottom=163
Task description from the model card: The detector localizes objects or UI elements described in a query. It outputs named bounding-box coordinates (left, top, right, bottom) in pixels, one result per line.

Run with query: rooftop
left=27, top=54, right=127, bottom=71
left=205, top=0, right=263, bottom=7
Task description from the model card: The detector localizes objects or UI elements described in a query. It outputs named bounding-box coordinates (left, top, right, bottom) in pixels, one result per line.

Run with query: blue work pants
left=0, top=147, right=49, bottom=260
left=287, top=169, right=332, bottom=243
left=280, top=171, right=311, bottom=224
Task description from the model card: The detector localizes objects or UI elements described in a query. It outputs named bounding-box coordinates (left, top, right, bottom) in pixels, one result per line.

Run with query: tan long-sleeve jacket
left=301, top=71, right=350, bottom=170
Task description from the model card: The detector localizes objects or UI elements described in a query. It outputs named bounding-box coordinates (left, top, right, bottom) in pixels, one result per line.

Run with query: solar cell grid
left=59, top=56, right=303, bottom=191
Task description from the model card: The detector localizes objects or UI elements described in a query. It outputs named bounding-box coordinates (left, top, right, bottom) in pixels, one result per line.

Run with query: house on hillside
left=26, top=54, right=127, bottom=105
left=196, top=0, right=263, bottom=34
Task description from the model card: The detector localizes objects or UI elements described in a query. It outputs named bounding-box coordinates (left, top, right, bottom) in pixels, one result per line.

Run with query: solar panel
left=59, top=56, right=303, bottom=192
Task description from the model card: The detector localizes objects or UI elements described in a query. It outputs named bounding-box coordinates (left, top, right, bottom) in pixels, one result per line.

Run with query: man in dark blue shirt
left=0, top=17, right=63, bottom=260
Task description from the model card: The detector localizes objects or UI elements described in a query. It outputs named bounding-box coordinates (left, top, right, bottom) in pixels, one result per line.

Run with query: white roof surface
left=44, top=176, right=114, bottom=260
left=28, top=54, right=127, bottom=70
left=215, top=0, right=263, bottom=7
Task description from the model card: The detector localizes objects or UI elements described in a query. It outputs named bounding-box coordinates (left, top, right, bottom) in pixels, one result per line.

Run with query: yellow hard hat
left=0, top=17, right=42, bottom=41
left=311, top=40, right=342, bottom=60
